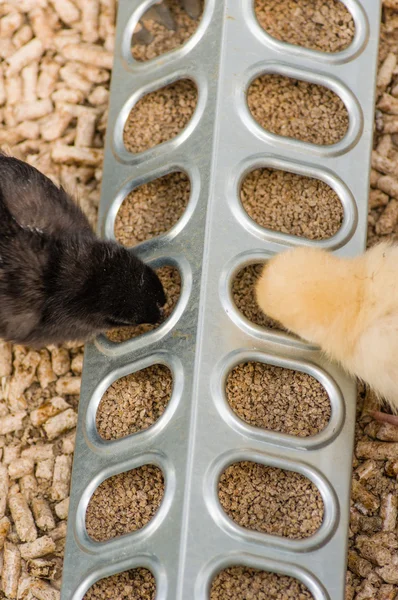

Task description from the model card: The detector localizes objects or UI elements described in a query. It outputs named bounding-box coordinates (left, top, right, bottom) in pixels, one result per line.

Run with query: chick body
left=0, top=154, right=166, bottom=346
left=255, top=243, right=398, bottom=412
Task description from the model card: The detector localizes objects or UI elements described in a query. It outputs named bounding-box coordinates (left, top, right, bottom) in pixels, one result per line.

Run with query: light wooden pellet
left=14, top=98, right=53, bottom=122
left=55, top=375, right=81, bottom=396
left=351, top=480, right=380, bottom=512
left=16, top=120, right=40, bottom=140
left=40, top=109, right=73, bottom=142
left=50, top=0, right=80, bottom=26
left=377, top=564, right=398, bottom=585
left=19, top=474, right=38, bottom=504
left=7, top=350, right=40, bottom=412
left=21, top=444, right=54, bottom=463
left=51, top=144, right=103, bottom=166
left=43, top=408, right=77, bottom=440
left=5, top=74, right=22, bottom=106
left=81, top=0, right=100, bottom=43
left=0, top=465, right=10, bottom=509
left=61, top=431, right=75, bottom=455
left=378, top=93, right=398, bottom=115
left=8, top=457, right=34, bottom=480
left=21, top=61, right=38, bottom=103
left=62, top=42, right=113, bottom=69
left=6, top=38, right=44, bottom=76
left=375, top=199, right=398, bottom=235
left=19, top=535, right=56, bottom=560
left=75, top=111, right=97, bottom=147
left=356, top=442, right=398, bottom=460
left=0, top=516, right=10, bottom=550
left=29, top=8, right=55, bottom=48
left=2, top=542, right=21, bottom=599
left=59, top=63, right=92, bottom=95
left=0, top=12, right=23, bottom=38
left=54, top=497, right=69, bottom=520
left=0, top=412, right=26, bottom=435
left=50, top=347, right=70, bottom=376
left=51, top=455, right=72, bottom=501
left=377, top=53, right=397, bottom=91
left=3, top=445, right=21, bottom=466
left=371, top=150, right=398, bottom=177
left=13, top=24, right=33, bottom=50
left=31, top=579, right=61, bottom=600
left=377, top=174, right=398, bottom=199
left=51, top=88, right=85, bottom=104
left=31, top=398, right=70, bottom=428
left=9, top=493, right=37, bottom=542
left=380, top=494, right=397, bottom=531
left=31, top=497, right=56, bottom=532
left=0, top=341, right=12, bottom=377
left=37, top=60, right=60, bottom=99
left=369, top=189, right=389, bottom=209
left=48, top=521, right=66, bottom=542
left=36, top=459, right=54, bottom=481
left=37, top=349, right=57, bottom=390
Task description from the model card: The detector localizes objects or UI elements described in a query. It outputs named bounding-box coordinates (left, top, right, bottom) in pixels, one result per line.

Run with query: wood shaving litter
left=247, top=74, right=349, bottom=146
left=132, top=0, right=204, bottom=62
left=85, top=465, right=164, bottom=543
left=114, top=172, right=190, bottom=247
left=218, top=461, right=324, bottom=539
left=241, top=168, right=344, bottom=240
left=226, top=362, right=331, bottom=437
left=106, top=265, right=181, bottom=343
left=96, top=365, right=173, bottom=440
left=210, top=566, right=313, bottom=600
left=254, top=0, right=354, bottom=54
left=84, top=568, right=156, bottom=600
left=123, top=79, right=198, bottom=154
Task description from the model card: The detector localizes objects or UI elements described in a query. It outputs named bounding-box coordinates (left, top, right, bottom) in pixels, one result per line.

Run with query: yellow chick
left=255, top=242, right=398, bottom=421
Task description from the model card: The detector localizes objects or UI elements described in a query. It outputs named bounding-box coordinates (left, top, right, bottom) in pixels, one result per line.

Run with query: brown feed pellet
left=210, top=566, right=313, bottom=600
left=106, top=265, right=181, bottom=343
left=132, top=0, right=205, bottom=62
left=247, top=74, right=349, bottom=146
left=232, top=264, right=283, bottom=331
left=226, top=362, right=331, bottom=437
left=218, top=461, right=324, bottom=539
left=83, top=568, right=156, bottom=600
left=123, top=79, right=198, bottom=154
left=114, top=172, right=190, bottom=247
left=96, top=365, right=173, bottom=441
left=85, top=465, right=164, bottom=542
left=254, top=0, right=355, bottom=54
left=241, top=168, right=344, bottom=240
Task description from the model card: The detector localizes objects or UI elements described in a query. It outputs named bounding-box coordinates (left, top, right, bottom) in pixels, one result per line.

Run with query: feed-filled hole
left=85, top=465, right=164, bottom=542
left=210, top=566, right=314, bottom=600
left=232, top=263, right=283, bottom=331
left=241, top=168, right=344, bottom=240
left=123, top=79, right=198, bottom=154
left=96, top=365, right=173, bottom=440
left=218, top=461, right=324, bottom=539
left=254, top=0, right=355, bottom=53
left=84, top=568, right=156, bottom=600
left=114, top=172, right=190, bottom=247
left=226, top=362, right=331, bottom=437
left=106, top=265, right=181, bottom=343
left=247, top=74, right=349, bottom=146
left=132, top=0, right=205, bottom=62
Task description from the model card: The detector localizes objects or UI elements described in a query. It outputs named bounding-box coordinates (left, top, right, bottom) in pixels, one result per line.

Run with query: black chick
left=0, top=153, right=166, bottom=347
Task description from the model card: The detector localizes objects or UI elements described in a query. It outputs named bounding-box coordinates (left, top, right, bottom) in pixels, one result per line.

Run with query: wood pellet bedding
left=0, top=1, right=397, bottom=600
